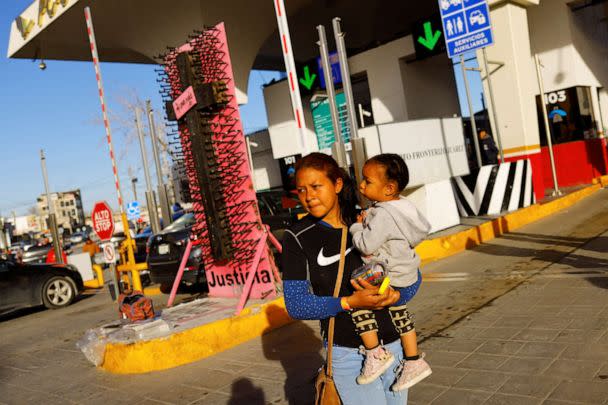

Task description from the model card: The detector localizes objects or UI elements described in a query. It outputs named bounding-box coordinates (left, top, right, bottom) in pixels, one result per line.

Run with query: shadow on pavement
left=499, top=232, right=590, bottom=247
left=261, top=320, right=324, bottom=405
left=472, top=243, right=608, bottom=267
left=227, top=378, right=266, bottom=405
left=0, top=305, right=46, bottom=322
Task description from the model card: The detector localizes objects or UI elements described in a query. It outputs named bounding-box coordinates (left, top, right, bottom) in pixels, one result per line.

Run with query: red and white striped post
left=84, top=7, right=140, bottom=289
left=272, top=0, right=309, bottom=155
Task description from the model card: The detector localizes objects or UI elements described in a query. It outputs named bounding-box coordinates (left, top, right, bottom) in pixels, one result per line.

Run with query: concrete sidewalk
left=411, top=230, right=608, bottom=404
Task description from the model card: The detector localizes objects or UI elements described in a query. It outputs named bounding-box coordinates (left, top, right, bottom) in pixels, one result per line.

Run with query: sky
left=0, top=2, right=484, bottom=219
left=0, top=1, right=281, bottom=217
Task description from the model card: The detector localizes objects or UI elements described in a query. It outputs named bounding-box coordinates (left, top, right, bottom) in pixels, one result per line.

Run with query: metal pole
left=333, top=18, right=358, bottom=141
left=84, top=7, right=139, bottom=290
left=317, top=24, right=348, bottom=169
left=135, top=107, right=160, bottom=234
left=272, top=0, right=309, bottom=155
left=460, top=54, right=482, bottom=167
left=534, top=54, right=561, bottom=196
left=482, top=48, right=504, bottom=162
left=146, top=100, right=172, bottom=226
left=334, top=17, right=368, bottom=187
left=40, top=150, right=63, bottom=264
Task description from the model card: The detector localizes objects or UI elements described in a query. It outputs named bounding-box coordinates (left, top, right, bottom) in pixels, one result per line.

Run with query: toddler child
left=349, top=153, right=432, bottom=391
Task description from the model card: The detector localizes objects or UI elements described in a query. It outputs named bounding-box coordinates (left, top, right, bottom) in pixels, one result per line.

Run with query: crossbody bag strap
left=325, top=226, right=348, bottom=378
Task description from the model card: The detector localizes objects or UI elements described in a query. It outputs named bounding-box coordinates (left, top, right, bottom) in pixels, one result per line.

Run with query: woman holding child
left=282, top=153, right=431, bottom=404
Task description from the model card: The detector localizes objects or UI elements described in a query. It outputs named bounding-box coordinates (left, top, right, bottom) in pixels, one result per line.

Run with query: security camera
left=39, top=61, right=46, bottom=70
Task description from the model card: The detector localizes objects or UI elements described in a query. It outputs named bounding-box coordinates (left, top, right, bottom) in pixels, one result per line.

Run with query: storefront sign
left=9, top=0, right=74, bottom=57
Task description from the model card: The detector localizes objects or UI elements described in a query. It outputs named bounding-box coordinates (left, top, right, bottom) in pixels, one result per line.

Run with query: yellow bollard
left=115, top=213, right=145, bottom=292
left=84, top=264, right=105, bottom=289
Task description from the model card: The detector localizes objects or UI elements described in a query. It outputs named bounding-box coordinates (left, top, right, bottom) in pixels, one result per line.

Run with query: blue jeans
left=329, top=339, right=408, bottom=405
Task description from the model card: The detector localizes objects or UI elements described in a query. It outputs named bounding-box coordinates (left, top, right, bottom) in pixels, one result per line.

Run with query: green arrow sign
left=299, top=66, right=317, bottom=90
left=417, top=21, right=442, bottom=51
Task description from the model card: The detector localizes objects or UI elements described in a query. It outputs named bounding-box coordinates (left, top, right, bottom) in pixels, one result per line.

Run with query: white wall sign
left=374, top=117, right=469, bottom=188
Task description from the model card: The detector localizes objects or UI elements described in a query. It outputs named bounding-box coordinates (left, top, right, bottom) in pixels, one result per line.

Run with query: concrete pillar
left=478, top=1, right=544, bottom=199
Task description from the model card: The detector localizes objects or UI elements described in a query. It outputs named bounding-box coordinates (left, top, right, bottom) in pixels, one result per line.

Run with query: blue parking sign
left=127, top=201, right=141, bottom=220
left=438, top=0, right=494, bottom=58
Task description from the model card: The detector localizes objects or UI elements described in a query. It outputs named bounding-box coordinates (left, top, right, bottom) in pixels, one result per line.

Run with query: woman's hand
left=348, top=278, right=400, bottom=310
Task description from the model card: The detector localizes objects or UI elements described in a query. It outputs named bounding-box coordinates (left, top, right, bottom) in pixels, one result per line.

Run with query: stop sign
left=92, top=201, right=115, bottom=241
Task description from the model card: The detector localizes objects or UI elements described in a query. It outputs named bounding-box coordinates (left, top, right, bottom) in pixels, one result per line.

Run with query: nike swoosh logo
left=317, top=247, right=352, bottom=267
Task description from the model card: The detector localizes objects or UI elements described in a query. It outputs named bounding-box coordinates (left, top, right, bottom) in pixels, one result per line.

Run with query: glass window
left=536, top=86, right=598, bottom=145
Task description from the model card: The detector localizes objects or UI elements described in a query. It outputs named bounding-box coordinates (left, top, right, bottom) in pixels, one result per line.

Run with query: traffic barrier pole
left=84, top=7, right=141, bottom=290
left=272, top=0, right=308, bottom=154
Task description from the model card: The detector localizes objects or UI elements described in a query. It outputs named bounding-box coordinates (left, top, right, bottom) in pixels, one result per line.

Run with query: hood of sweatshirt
left=377, top=197, right=431, bottom=247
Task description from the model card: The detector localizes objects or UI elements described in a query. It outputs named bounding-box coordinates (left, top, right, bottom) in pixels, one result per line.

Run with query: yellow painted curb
left=143, top=285, right=162, bottom=296
left=417, top=183, right=601, bottom=266
left=101, top=297, right=292, bottom=374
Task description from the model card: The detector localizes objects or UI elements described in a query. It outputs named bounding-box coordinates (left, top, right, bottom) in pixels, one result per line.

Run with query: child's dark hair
left=367, top=153, right=410, bottom=192
left=295, top=153, right=359, bottom=226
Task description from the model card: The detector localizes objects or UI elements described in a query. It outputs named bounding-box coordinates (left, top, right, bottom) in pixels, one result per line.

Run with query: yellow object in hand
left=378, top=277, right=391, bottom=295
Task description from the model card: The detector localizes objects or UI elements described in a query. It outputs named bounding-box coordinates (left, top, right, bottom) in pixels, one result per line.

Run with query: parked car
left=256, top=189, right=305, bottom=242
left=147, top=213, right=201, bottom=290
left=69, top=232, right=87, bottom=244
left=134, top=226, right=153, bottom=263
left=21, top=244, right=53, bottom=264
left=0, top=259, right=83, bottom=315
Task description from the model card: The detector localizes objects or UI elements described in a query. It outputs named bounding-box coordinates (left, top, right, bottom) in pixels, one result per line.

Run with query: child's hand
left=357, top=210, right=368, bottom=223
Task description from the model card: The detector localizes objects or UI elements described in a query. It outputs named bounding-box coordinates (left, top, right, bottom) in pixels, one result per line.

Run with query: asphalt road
left=1, top=188, right=607, bottom=404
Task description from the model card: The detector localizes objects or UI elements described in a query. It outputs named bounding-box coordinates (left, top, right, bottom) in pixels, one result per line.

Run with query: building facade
left=36, top=189, right=85, bottom=233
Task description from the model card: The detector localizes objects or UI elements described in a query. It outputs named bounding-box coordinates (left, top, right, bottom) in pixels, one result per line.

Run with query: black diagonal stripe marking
left=461, top=170, right=478, bottom=194
left=501, top=162, right=517, bottom=212
left=519, top=160, right=528, bottom=208
left=452, top=179, right=475, bottom=216
left=478, top=166, right=499, bottom=215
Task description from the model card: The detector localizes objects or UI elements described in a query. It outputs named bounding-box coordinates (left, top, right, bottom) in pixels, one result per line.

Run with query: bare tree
left=89, top=87, right=173, bottom=181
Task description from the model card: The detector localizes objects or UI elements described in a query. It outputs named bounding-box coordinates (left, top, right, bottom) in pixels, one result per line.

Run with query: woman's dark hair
left=295, top=153, right=359, bottom=226
left=367, top=153, right=410, bottom=192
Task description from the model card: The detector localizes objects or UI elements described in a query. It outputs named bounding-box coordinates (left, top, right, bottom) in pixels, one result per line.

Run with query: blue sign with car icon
left=438, top=0, right=494, bottom=58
